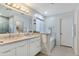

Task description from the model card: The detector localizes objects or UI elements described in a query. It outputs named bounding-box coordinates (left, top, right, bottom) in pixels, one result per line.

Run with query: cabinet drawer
left=1, top=49, right=16, bottom=56
left=0, top=40, right=26, bottom=52
left=0, top=44, right=16, bottom=52
left=30, top=44, right=41, bottom=50
left=30, top=40, right=41, bottom=48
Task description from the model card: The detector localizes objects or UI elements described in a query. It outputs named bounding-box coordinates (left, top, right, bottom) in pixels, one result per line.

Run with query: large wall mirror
left=0, top=4, right=33, bottom=35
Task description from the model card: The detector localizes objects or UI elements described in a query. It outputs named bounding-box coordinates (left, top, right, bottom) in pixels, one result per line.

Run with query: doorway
left=60, top=16, right=73, bottom=47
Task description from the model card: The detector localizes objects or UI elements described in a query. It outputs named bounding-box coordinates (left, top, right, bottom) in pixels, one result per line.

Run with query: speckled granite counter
left=0, top=33, right=40, bottom=45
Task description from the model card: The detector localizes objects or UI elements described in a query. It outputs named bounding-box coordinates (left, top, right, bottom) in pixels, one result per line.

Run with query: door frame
left=60, top=17, right=74, bottom=48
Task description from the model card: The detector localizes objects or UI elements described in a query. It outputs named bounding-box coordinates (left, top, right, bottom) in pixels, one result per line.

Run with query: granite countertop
left=0, top=33, right=40, bottom=45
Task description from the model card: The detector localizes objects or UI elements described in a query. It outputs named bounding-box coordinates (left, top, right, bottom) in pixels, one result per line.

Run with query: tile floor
left=37, top=46, right=75, bottom=56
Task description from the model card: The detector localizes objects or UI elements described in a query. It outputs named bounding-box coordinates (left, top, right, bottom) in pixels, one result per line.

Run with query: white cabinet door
left=16, top=45, right=28, bottom=56
left=29, top=38, right=41, bottom=56
left=1, top=49, right=16, bottom=56
left=30, top=44, right=41, bottom=56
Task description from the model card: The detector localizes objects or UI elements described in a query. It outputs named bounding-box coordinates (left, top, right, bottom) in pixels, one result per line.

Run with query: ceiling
left=24, top=3, right=79, bottom=16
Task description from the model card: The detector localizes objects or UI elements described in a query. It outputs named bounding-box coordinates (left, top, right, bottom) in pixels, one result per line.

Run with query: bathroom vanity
left=0, top=33, right=41, bottom=56
left=0, top=4, right=45, bottom=56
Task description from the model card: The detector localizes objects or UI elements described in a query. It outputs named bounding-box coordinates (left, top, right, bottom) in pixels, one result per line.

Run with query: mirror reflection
left=0, top=4, right=32, bottom=34
left=0, top=16, right=9, bottom=34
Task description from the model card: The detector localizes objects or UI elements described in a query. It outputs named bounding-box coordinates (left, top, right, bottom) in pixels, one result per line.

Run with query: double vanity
left=0, top=4, right=55, bottom=56
left=0, top=33, right=41, bottom=56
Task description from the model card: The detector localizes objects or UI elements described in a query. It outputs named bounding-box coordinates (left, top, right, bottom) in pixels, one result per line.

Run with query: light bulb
left=20, top=6, right=26, bottom=11
left=12, top=4, right=17, bottom=8
left=26, top=10, right=29, bottom=12
left=44, top=11, right=47, bottom=14
left=16, top=5, right=20, bottom=9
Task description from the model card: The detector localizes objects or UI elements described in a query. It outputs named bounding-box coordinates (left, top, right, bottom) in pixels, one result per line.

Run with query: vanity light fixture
left=4, top=3, right=31, bottom=15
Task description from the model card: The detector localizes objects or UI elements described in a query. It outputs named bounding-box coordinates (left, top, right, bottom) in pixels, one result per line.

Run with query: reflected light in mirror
left=15, top=5, right=20, bottom=9
left=12, top=3, right=17, bottom=8
left=20, top=6, right=26, bottom=11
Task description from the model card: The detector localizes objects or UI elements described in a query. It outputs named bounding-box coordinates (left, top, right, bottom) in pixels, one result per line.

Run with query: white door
left=60, top=16, right=73, bottom=47
left=36, top=19, right=41, bottom=32
left=40, top=21, right=45, bottom=33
